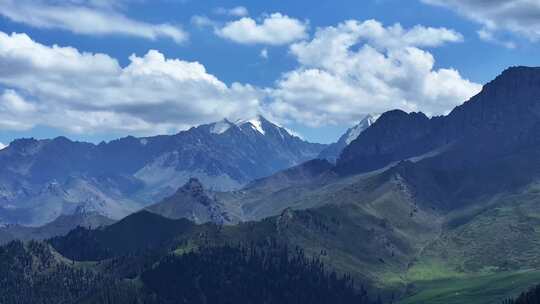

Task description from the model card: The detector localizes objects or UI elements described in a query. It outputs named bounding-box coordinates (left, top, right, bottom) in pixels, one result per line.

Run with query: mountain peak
left=146, top=176, right=235, bottom=224
left=52, top=136, right=72, bottom=143
left=179, top=178, right=205, bottom=194
left=7, top=138, right=44, bottom=155
left=500, top=65, right=540, bottom=76
left=317, top=114, right=379, bottom=162
left=210, top=118, right=235, bottom=134
left=235, top=115, right=269, bottom=135
left=336, top=66, right=540, bottom=175
left=483, top=66, right=540, bottom=95
left=207, top=115, right=273, bottom=135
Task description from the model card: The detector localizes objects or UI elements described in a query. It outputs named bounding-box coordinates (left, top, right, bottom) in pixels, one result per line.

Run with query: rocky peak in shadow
left=146, top=178, right=236, bottom=225
left=337, top=66, right=540, bottom=175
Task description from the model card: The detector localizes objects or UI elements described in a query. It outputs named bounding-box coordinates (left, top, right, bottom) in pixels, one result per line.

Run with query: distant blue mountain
left=0, top=115, right=326, bottom=226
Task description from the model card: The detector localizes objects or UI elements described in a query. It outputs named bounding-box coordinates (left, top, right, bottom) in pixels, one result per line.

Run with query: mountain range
left=0, top=115, right=326, bottom=226
left=3, top=66, right=540, bottom=303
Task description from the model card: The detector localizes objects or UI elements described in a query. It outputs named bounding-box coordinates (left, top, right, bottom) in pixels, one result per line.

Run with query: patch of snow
left=0, top=142, right=6, bottom=150
left=345, top=126, right=364, bottom=145
left=211, top=119, right=233, bottom=134
left=140, top=138, right=148, bottom=146
left=345, top=114, right=379, bottom=145
left=235, top=116, right=266, bottom=135
left=248, top=118, right=265, bottom=134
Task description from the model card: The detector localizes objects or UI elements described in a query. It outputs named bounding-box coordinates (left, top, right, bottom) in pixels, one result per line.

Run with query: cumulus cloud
left=0, top=19, right=481, bottom=135
left=216, top=13, right=308, bottom=45
left=0, top=89, right=38, bottom=130
left=422, top=0, right=540, bottom=43
left=266, top=20, right=481, bottom=126
left=0, top=0, right=188, bottom=43
left=0, top=31, right=261, bottom=134
left=477, top=29, right=516, bottom=49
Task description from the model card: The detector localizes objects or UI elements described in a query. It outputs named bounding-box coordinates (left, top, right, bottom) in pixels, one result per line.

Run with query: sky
left=0, top=0, right=539, bottom=146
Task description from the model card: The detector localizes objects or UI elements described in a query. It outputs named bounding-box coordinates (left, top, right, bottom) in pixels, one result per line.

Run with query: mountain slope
left=0, top=212, right=114, bottom=245
left=0, top=227, right=376, bottom=304
left=212, top=66, right=540, bottom=302
left=51, top=184, right=441, bottom=297
left=0, top=241, right=111, bottom=304
left=330, top=66, right=540, bottom=301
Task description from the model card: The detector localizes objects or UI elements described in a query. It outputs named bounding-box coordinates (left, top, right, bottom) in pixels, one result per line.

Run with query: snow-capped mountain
left=0, top=116, right=326, bottom=226
left=318, top=114, right=379, bottom=163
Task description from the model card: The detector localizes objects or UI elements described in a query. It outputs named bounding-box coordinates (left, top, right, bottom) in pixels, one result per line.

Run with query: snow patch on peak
left=247, top=118, right=265, bottom=135
left=210, top=119, right=234, bottom=134
left=345, top=114, right=379, bottom=145
left=235, top=116, right=266, bottom=135
left=0, top=142, right=6, bottom=150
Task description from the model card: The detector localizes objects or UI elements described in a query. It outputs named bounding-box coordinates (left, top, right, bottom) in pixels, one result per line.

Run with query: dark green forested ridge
left=0, top=241, right=111, bottom=304
left=0, top=231, right=378, bottom=304
left=140, top=243, right=375, bottom=304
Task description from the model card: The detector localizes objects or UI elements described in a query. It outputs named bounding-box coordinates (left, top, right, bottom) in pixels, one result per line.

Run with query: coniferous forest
left=0, top=238, right=377, bottom=304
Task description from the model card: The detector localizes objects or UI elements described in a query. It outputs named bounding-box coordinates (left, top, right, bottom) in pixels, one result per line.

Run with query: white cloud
left=0, top=0, right=188, bottom=43
left=0, top=31, right=261, bottom=134
left=0, top=19, right=481, bottom=136
left=477, top=29, right=516, bottom=49
left=422, top=0, right=540, bottom=43
left=266, top=20, right=481, bottom=126
left=0, top=90, right=38, bottom=130
left=214, top=6, right=249, bottom=17
left=191, top=15, right=217, bottom=28
left=216, top=13, right=308, bottom=45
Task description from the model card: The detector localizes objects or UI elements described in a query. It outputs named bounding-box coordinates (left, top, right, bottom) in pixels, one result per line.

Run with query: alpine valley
left=4, top=67, right=540, bottom=304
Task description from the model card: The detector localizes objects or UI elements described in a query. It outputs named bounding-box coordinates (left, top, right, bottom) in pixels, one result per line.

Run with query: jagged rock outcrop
left=146, top=178, right=237, bottom=225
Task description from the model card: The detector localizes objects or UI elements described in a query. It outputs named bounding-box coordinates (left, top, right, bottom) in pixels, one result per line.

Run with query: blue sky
left=0, top=0, right=539, bottom=146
